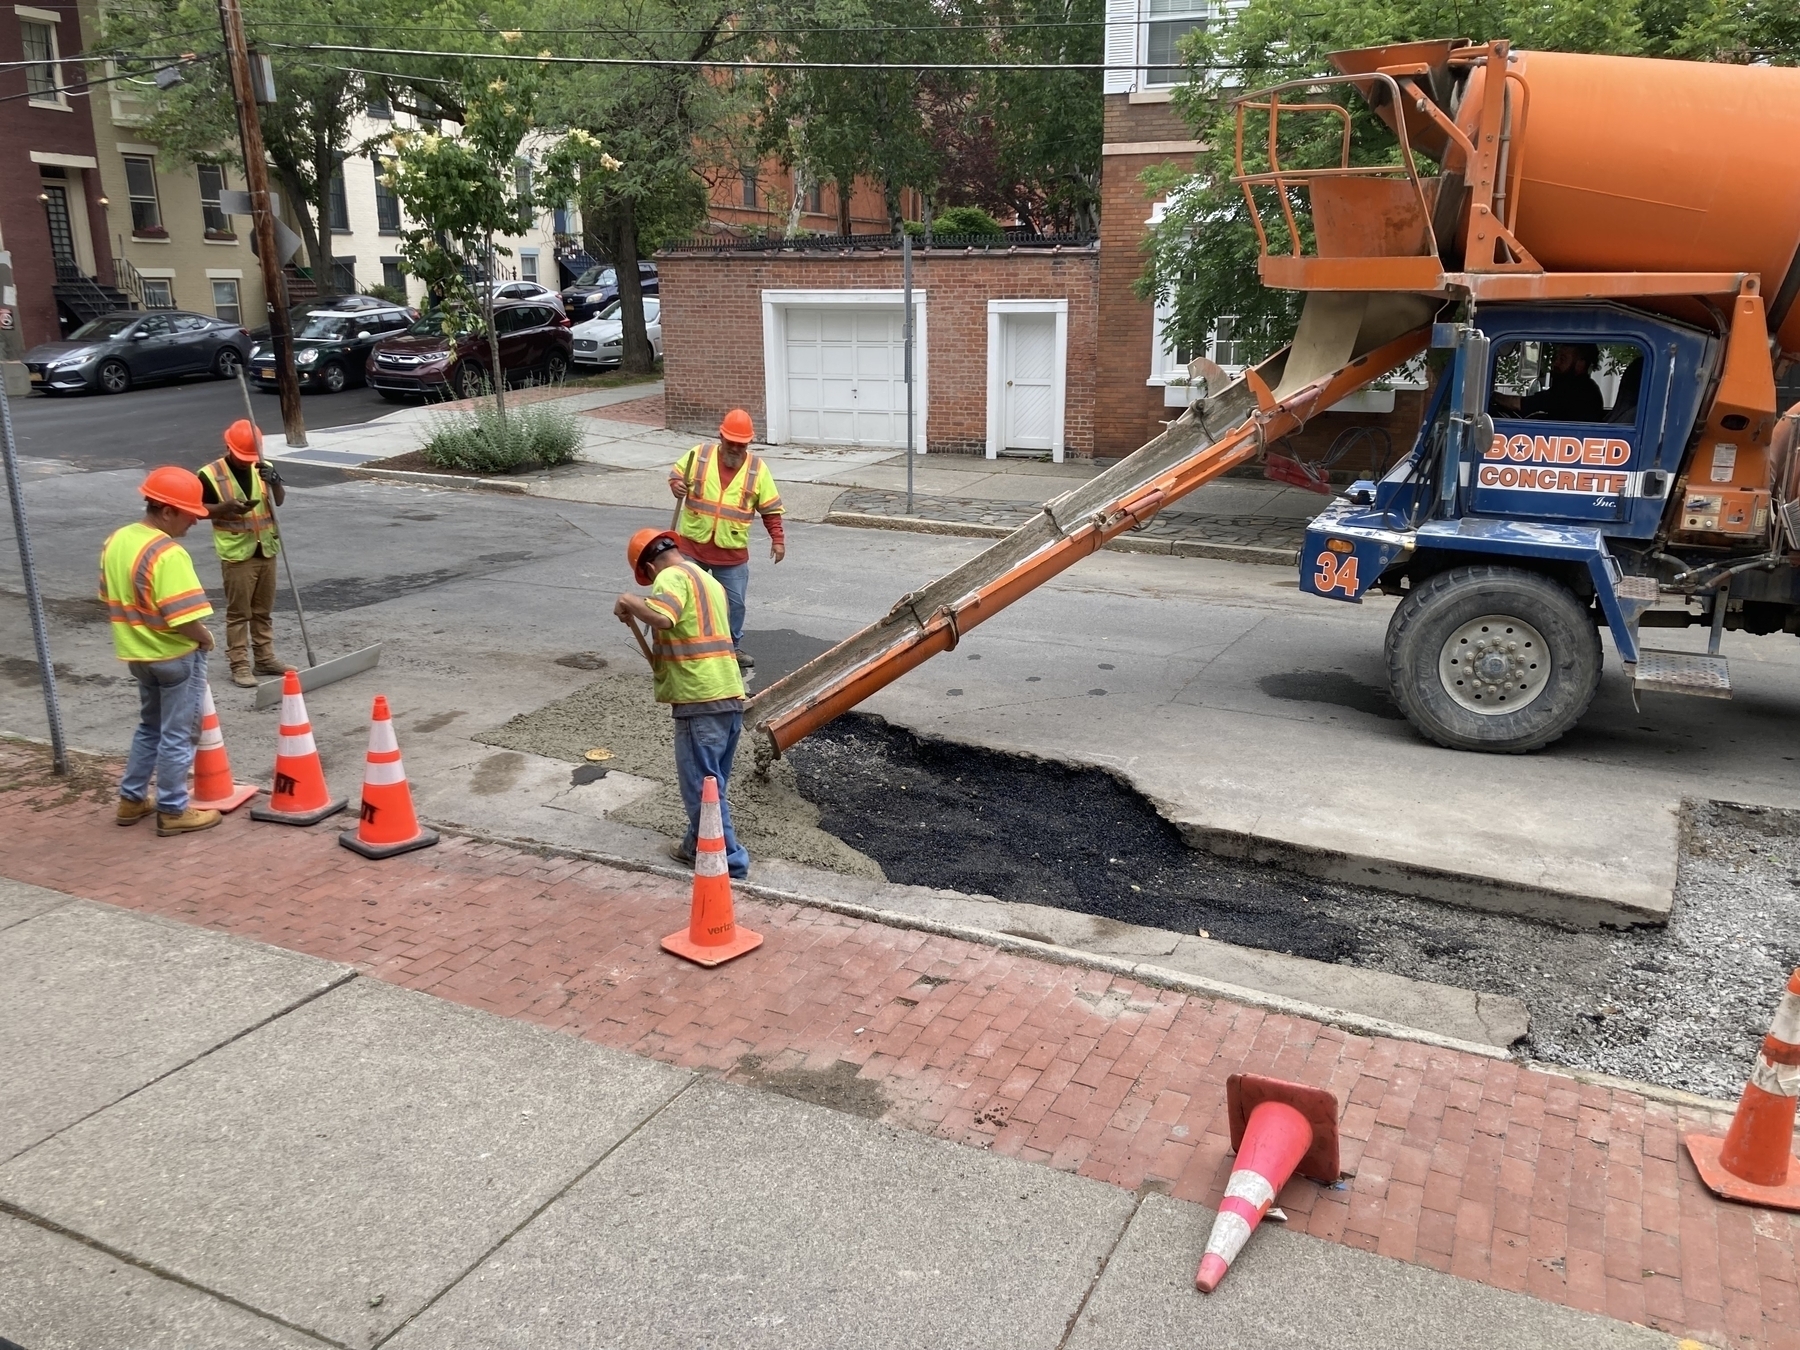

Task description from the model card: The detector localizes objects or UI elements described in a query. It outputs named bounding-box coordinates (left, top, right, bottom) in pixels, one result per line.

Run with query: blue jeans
left=691, top=559, right=748, bottom=648
left=673, top=709, right=750, bottom=877
left=120, top=649, right=207, bottom=814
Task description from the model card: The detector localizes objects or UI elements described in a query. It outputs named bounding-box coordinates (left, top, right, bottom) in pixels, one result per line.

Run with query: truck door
left=1475, top=338, right=1648, bottom=524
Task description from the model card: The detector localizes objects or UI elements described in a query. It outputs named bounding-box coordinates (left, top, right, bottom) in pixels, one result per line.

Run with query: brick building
left=659, top=241, right=1099, bottom=460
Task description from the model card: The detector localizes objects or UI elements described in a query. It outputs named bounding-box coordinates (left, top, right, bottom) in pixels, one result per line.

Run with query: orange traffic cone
left=1685, top=967, right=1800, bottom=1211
left=1196, top=1074, right=1342, bottom=1294
left=661, top=775, right=762, bottom=967
left=189, top=680, right=258, bottom=812
left=340, top=695, right=438, bottom=860
left=249, top=670, right=347, bottom=826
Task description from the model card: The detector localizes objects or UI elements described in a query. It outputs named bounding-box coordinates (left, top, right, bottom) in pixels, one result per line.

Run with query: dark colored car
left=365, top=301, right=574, bottom=401
left=249, top=306, right=415, bottom=394
left=22, top=310, right=249, bottom=395
left=559, top=261, right=658, bottom=324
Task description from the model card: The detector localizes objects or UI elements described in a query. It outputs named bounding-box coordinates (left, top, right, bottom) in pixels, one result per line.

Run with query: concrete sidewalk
left=1, top=868, right=1698, bottom=1350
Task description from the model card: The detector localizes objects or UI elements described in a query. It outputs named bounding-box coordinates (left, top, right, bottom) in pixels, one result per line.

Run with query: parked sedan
left=22, top=311, right=249, bottom=395
left=365, top=301, right=573, bottom=401
left=249, top=306, right=414, bottom=394
left=572, top=297, right=662, bottom=367
left=484, top=279, right=565, bottom=313
left=560, top=261, right=658, bottom=324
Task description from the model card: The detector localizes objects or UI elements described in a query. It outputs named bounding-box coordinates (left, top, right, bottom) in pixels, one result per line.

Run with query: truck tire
left=1386, top=565, right=1600, bottom=753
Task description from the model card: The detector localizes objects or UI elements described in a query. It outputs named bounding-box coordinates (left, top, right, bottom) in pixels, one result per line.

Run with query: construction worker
left=667, top=408, right=784, bottom=671
left=101, top=467, right=221, bottom=836
left=197, top=419, right=286, bottom=688
left=616, top=528, right=751, bottom=878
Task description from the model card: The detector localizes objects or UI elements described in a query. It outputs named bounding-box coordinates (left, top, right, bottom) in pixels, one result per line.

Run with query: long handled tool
left=621, top=612, right=656, bottom=667
left=236, top=371, right=382, bottom=708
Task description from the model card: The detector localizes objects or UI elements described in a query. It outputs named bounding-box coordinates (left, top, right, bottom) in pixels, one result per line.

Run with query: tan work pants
left=219, top=554, right=278, bottom=674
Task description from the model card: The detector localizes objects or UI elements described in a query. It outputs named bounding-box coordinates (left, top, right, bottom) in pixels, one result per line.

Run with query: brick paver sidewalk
left=2, top=750, right=1792, bottom=1349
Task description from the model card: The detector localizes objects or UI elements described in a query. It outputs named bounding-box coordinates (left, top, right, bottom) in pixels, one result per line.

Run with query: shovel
left=236, top=371, right=383, bottom=709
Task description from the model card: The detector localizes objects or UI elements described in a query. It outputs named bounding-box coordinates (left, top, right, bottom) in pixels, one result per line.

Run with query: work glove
left=258, top=463, right=283, bottom=487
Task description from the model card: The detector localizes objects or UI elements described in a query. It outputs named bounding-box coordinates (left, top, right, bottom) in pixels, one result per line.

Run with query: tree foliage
left=1143, top=0, right=1799, bottom=366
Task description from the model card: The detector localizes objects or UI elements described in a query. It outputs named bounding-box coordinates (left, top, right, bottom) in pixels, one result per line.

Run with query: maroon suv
left=366, top=300, right=573, bottom=401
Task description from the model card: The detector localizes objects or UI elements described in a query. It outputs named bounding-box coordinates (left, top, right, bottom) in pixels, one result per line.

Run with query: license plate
left=254, top=367, right=275, bottom=378
left=28, top=370, right=43, bottom=383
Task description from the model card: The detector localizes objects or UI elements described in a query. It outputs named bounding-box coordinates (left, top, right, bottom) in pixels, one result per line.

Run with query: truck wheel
left=1386, top=565, right=1600, bottom=753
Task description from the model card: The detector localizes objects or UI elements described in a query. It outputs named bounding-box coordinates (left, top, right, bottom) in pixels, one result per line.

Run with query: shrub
left=932, top=206, right=1005, bottom=240
left=365, top=283, right=409, bottom=306
left=420, top=395, right=583, bottom=473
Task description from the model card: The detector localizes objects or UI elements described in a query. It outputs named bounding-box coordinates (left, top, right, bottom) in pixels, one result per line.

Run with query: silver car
left=22, top=310, right=249, bottom=395
left=571, top=297, right=662, bottom=367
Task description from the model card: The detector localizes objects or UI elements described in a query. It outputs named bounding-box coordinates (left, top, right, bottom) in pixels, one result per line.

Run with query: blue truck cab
left=1298, top=303, right=1799, bottom=752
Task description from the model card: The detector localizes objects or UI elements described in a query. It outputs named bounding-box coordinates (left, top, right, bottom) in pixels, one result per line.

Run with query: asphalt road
left=4, top=378, right=388, bottom=471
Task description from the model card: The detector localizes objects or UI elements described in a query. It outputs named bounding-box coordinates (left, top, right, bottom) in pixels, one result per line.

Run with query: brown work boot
left=253, top=657, right=286, bottom=676
left=156, top=807, right=222, bottom=837
left=230, top=668, right=257, bottom=688
left=115, top=796, right=156, bottom=826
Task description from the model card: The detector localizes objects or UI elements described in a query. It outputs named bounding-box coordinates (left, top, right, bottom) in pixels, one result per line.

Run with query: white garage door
left=784, top=307, right=909, bottom=447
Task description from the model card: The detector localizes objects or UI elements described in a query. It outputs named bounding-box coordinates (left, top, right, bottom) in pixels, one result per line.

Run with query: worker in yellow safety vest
left=99, top=466, right=222, bottom=837
left=615, top=527, right=751, bottom=877
left=197, top=418, right=286, bottom=687
left=667, top=407, right=784, bottom=672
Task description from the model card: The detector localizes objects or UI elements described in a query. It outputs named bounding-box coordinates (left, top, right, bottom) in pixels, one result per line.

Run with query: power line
left=246, top=18, right=1105, bottom=36
left=262, top=41, right=1207, bottom=72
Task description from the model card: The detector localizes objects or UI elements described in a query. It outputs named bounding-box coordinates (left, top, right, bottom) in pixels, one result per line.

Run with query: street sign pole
left=0, top=374, right=68, bottom=775
left=903, top=230, right=914, bottom=516
left=216, top=0, right=306, bottom=448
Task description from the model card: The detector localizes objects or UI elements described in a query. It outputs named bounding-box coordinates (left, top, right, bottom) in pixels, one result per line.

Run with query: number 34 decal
left=1313, top=547, right=1361, bottom=596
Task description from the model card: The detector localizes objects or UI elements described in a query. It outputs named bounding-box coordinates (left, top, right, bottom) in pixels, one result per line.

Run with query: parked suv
left=250, top=306, right=414, bottom=394
left=365, top=301, right=573, bottom=400
left=560, top=261, right=657, bottom=324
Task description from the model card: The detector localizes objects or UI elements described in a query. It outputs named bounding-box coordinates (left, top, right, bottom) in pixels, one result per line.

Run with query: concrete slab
left=385, top=1077, right=1139, bottom=1350
left=0, top=1213, right=320, bottom=1350
left=0, top=977, right=690, bottom=1348
left=1065, top=1194, right=1675, bottom=1350
left=0, top=877, right=70, bottom=931
left=0, top=900, right=349, bottom=1163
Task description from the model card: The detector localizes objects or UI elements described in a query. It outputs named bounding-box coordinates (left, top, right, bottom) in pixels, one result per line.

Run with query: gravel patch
left=790, top=715, right=1800, bottom=1099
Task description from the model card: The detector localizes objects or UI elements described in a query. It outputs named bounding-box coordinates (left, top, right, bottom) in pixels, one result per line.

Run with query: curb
left=346, top=466, right=530, bottom=494
left=821, top=510, right=1296, bottom=567
left=428, top=820, right=1739, bottom=1116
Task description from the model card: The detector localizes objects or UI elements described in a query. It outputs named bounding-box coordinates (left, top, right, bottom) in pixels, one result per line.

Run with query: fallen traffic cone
left=1685, top=967, right=1800, bottom=1211
left=189, top=680, right=258, bottom=812
left=661, top=775, right=762, bottom=967
left=340, top=695, right=438, bottom=860
left=1196, top=1074, right=1342, bottom=1294
left=249, top=670, right=347, bottom=826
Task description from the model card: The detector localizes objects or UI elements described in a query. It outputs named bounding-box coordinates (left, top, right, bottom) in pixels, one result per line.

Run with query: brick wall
left=658, top=247, right=1099, bottom=457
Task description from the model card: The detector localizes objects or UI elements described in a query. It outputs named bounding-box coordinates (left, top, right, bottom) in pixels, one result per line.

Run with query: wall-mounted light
left=97, top=196, right=109, bottom=206
left=38, top=192, right=49, bottom=202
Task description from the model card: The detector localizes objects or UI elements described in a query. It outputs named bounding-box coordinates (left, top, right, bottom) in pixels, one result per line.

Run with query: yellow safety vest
left=198, top=456, right=279, bottom=562
left=670, top=442, right=783, bottom=552
left=643, top=561, right=745, bottom=706
left=98, top=522, right=214, bottom=662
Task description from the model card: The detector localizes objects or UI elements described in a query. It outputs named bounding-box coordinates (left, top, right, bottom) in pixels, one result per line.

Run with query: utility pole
left=216, top=0, right=306, bottom=447
left=902, top=230, right=914, bottom=516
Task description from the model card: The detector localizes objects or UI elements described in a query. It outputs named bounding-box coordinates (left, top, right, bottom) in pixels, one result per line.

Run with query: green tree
left=986, top=0, right=1102, bottom=233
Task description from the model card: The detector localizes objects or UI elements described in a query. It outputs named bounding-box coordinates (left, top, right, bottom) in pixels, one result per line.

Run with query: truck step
left=1633, top=649, right=1732, bottom=699
left=1613, top=575, right=1661, bottom=602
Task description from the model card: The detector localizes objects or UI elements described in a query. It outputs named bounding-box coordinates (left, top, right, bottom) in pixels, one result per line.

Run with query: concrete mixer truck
left=744, top=38, right=1800, bottom=762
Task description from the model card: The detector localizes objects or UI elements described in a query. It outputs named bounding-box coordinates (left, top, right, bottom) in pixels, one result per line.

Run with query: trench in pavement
left=753, top=633, right=1800, bottom=1100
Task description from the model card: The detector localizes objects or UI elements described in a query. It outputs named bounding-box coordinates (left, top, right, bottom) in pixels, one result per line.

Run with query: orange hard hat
left=224, top=418, right=263, bottom=463
left=719, top=408, right=755, bottom=444
left=627, top=527, right=682, bottom=585
left=141, top=465, right=208, bottom=519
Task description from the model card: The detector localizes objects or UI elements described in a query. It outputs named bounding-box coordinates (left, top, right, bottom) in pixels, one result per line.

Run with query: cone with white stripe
left=189, top=680, right=258, bottom=812
left=1685, top=968, right=1800, bottom=1211
left=1196, top=1074, right=1342, bottom=1294
left=661, top=775, right=762, bottom=967
left=340, top=695, right=438, bottom=859
left=250, top=670, right=346, bottom=826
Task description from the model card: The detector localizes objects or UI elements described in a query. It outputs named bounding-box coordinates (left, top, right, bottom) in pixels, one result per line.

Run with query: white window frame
left=139, top=275, right=176, bottom=309
left=1141, top=0, right=1212, bottom=89
left=520, top=249, right=538, bottom=282
left=18, top=7, right=67, bottom=108
left=210, top=278, right=242, bottom=324
left=122, top=154, right=163, bottom=235
left=985, top=299, right=1068, bottom=463
left=760, top=288, right=929, bottom=452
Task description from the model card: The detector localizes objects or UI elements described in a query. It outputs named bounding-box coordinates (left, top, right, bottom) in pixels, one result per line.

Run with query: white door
left=1002, top=314, right=1056, bottom=451
left=784, top=306, right=909, bottom=447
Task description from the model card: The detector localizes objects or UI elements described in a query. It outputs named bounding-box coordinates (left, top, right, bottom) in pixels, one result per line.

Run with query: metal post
left=216, top=0, right=306, bottom=448
left=903, top=230, right=914, bottom=515
left=0, top=382, right=68, bottom=774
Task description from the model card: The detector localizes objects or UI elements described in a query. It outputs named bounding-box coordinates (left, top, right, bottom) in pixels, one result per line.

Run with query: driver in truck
left=1493, top=343, right=1605, bottom=422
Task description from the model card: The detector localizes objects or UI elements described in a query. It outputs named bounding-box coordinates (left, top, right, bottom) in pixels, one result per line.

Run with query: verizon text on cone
left=250, top=670, right=347, bottom=825
left=661, top=776, right=762, bottom=967
left=340, top=695, right=438, bottom=860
